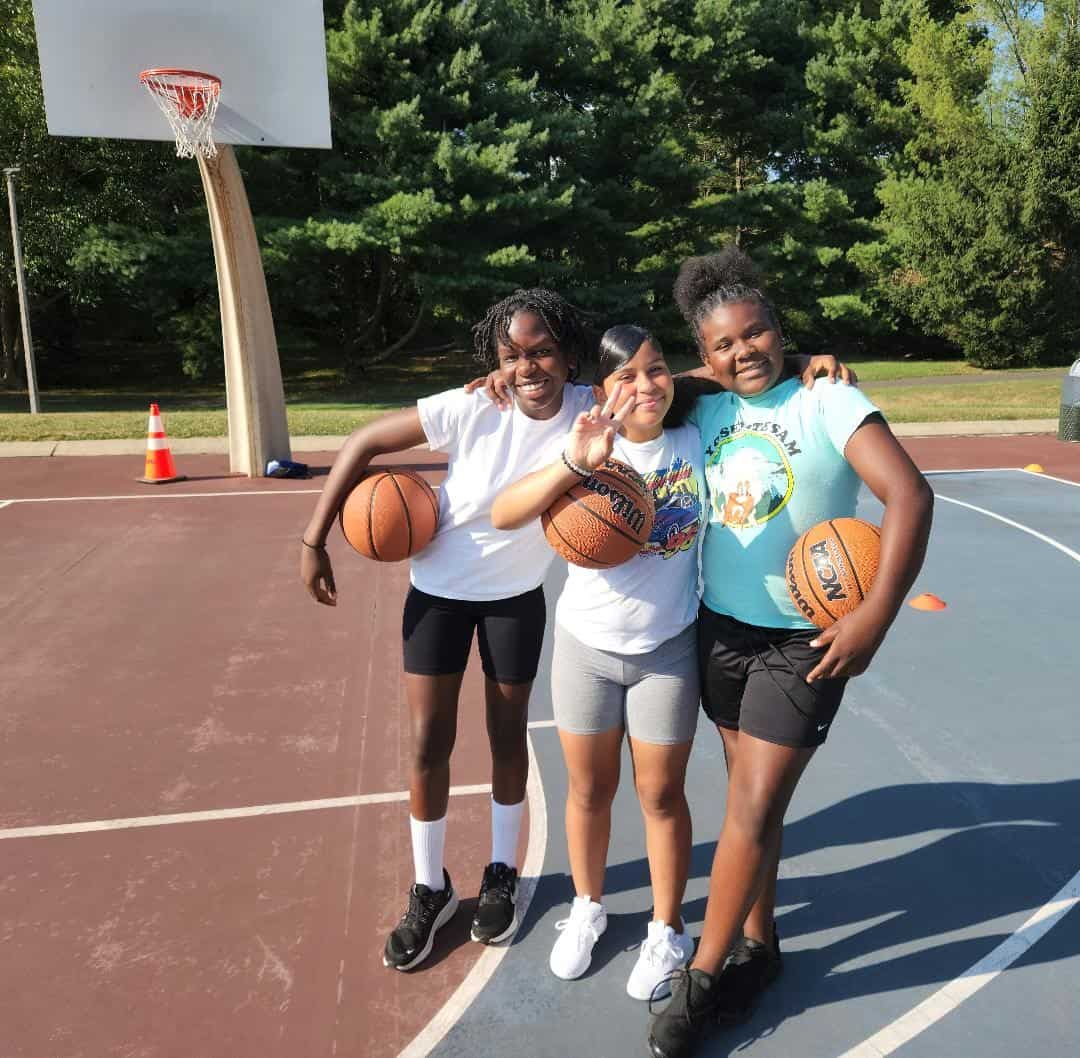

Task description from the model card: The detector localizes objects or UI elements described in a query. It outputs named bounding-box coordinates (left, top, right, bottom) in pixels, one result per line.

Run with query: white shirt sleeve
left=416, top=388, right=474, bottom=455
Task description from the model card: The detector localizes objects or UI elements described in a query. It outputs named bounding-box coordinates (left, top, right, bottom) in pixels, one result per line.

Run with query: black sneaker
left=647, top=967, right=720, bottom=1058
left=382, top=869, right=459, bottom=971
left=470, top=862, right=518, bottom=944
left=713, top=928, right=782, bottom=1024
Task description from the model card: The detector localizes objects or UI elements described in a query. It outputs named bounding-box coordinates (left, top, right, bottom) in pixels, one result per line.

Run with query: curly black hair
left=471, top=288, right=591, bottom=379
left=673, top=245, right=781, bottom=349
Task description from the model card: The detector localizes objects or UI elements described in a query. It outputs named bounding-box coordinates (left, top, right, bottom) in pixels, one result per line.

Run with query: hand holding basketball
left=566, top=383, right=636, bottom=472
left=806, top=602, right=889, bottom=682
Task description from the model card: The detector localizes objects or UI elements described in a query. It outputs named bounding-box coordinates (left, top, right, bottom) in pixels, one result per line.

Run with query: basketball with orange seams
left=786, top=517, right=881, bottom=630
left=542, top=458, right=655, bottom=569
left=339, top=469, right=440, bottom=562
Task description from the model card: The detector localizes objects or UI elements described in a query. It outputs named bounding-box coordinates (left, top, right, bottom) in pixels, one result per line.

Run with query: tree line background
left=1, top=0, right=1078, bottom=390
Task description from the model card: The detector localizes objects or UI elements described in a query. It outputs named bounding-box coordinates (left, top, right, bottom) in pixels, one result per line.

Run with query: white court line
left=0, top=784, right=492, bottom=841
left=0, top=499, right=12, bottom=510
left=838, top=873, right=1080, bottom=1058
left=526, top=719, right=557, bottom=729
left=0, top=488, right=322, bottom=504
left=398, top=729, right=548, bottom=1058
left=839, top=494, right=1080, bottom=1056
left=922, top=467, right=1020, bottom=475
left=922, top=466, right=1080, bottom=491
left=1022, top=468, right=1080, bottom=488
left=935, top=493, right=1080, bottom=564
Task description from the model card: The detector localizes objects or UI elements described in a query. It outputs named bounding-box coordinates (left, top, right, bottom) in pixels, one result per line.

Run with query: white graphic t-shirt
left=412, top=384, right=594, bottom=601
left=555, top=424, right=706, bottom=654
left=688, top=378, right=880, bottom=628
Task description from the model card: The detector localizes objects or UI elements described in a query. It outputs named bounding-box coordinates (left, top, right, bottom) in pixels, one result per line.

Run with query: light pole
left=4, top=167, right=40, bottom=413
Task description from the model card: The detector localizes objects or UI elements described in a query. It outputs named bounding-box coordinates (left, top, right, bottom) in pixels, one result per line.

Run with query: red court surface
left=2, top=432, right=1078, bottom=1058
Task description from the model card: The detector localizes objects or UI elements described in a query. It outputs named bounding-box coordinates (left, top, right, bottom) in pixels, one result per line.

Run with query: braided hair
left=672, top=245, right=782, bottom=351
left=471, top=288, right=590, bottom=380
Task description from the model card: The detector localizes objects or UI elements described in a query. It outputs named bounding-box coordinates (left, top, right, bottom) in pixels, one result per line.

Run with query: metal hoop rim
left=139, top=68, right=222, bottom=92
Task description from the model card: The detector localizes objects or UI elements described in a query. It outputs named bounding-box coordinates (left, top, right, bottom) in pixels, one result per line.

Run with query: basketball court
left=8, top=6, right=1079, bottom=1055
left=2, top=433, right=1078, bottom=1057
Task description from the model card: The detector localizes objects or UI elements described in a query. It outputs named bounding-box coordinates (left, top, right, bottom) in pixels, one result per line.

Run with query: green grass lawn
left=865, top=380, right=1062, bottom=423
left=0, top=356, right=1066, bottom=441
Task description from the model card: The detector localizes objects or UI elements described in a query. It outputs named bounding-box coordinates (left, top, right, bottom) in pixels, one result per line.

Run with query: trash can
left=1060, top=357, right=1080, bottom=442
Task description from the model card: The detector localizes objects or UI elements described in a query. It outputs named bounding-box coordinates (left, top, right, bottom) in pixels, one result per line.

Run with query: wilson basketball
left=786, top=517, right=881, bottom=630
left=339, top=470, right=440, bottom=562
left=542, top=458, right=655, bottom=569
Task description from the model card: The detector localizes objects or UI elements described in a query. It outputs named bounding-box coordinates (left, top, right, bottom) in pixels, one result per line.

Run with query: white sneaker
left=625, top=919, right=694, bottom=1000
left=549, top=895, right=607, bottom=980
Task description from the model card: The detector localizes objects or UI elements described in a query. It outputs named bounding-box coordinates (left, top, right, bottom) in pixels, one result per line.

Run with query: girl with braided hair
left=301, top=289, right=596, bottom=970
left=646, top=247, right=933, bottom=1058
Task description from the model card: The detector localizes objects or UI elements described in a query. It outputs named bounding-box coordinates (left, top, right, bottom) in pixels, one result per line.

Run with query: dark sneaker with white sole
left=713, top=928, right=782, bottom=1024
left=647, top=967, right=721, bottom=1058
left=383, top=869, right=459, bottom=971
left=470, top=862, right=518, bottom=944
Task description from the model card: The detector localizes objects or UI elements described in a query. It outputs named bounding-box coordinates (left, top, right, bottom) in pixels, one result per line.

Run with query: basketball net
left=139, top=68, right=221, bottom=159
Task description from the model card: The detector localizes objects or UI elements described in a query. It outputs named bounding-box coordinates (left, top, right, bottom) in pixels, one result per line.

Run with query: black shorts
left=697, top=605, right=847, bottom=748
left=402, top=586, right=546, bottom=685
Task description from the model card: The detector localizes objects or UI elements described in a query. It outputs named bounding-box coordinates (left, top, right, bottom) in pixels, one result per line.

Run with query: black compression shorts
left=697, top=605, right=847, bottom=748
left=402, top=586, right=546, bottom=685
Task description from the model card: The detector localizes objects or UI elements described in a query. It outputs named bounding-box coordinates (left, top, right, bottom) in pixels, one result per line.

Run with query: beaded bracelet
left=561, top=450, right=590, bottom=478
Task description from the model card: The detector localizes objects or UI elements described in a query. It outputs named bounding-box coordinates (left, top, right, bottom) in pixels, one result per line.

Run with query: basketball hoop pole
left=195, top=145, right=291, bottom=476
left=4, top=168, right=41, bottom=414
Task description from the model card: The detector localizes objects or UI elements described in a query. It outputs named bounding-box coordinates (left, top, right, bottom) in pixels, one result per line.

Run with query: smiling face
left=698, top=299, right=785, bottom=397
left=594, top=339, right=674, bottom=442
left=496, top=311, right=574, bottom=420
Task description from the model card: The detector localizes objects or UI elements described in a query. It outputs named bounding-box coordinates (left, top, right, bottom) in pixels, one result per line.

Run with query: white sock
left=410, top=815, right=446, bottom=891
left=490, top=797, right=524, bottom=868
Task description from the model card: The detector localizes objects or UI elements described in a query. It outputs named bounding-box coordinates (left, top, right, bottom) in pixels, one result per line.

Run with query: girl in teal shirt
left=648, top=247, right=933, bottom=1058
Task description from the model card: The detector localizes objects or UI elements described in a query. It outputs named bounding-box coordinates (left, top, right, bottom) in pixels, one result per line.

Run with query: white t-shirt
left=412, top=384, right=594, bottom=601
left=555, top=424, right=706, bottom=653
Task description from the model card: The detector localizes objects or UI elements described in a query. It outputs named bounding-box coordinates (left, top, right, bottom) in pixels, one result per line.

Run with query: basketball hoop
left=139, top=68, right=221, bottom=159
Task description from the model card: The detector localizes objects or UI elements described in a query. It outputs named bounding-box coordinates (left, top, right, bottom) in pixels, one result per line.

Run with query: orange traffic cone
left=137, top=403, right=186, bottom=484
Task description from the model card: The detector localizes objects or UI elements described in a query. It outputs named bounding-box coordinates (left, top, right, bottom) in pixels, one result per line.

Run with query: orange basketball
left=339, top=469, right=440, bottom=562
left=542, top=458, right=655, bottom=569
left=786, top=517, right=881, bottom=630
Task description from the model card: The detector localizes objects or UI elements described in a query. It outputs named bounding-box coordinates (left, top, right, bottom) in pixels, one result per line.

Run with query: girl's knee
left=636, top=779, right=687, bottom=819
left=488, top=722, right=527, bottom=759
left=726, top=783, right=784, bottom=843
left=567, top=775, right=618, bottom=813
left=412, top=723, right=455, bottom=773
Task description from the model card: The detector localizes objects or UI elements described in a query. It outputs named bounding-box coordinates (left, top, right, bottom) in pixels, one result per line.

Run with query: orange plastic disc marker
left=1024, top=463, right=1045, bottom=474
left=909, top=593, right=947, bottom=611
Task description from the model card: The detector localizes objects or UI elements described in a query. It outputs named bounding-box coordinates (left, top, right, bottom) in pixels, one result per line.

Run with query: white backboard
left=32, top=0, right=332, bottom=149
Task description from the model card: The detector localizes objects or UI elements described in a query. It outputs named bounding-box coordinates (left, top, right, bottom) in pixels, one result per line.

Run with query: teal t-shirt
left=688, top=377, right=880, bottom=629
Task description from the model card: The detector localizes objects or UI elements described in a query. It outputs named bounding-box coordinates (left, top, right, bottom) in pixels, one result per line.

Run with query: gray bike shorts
left=551, top=623, right=699, bottom=745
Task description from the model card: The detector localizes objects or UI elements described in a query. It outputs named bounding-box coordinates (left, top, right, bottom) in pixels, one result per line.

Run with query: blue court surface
left=426, top=469, right=1080, bottom=1058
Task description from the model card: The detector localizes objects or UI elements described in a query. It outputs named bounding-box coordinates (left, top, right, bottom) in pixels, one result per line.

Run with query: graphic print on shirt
left=705, top=428, right=797, bottom=530
left=640, top=456, right=703, bottom=559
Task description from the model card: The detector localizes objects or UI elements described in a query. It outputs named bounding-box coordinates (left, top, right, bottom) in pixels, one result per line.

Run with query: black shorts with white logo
left=697, top=605, right=847, bottom=748
left=402, top=586, right=546, bottom=685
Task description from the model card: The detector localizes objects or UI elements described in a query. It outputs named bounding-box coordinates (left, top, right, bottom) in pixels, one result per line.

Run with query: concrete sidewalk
left=0, top=419, right=1061, bottom=459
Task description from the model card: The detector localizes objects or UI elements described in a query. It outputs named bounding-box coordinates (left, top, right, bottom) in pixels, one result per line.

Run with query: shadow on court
left=517, top=779, right=1080, bottom=1046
